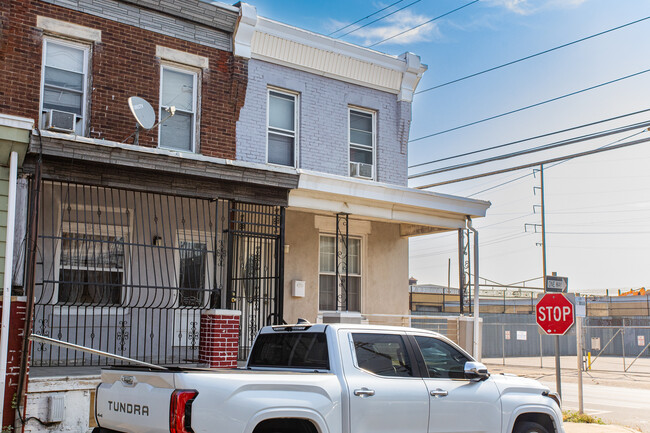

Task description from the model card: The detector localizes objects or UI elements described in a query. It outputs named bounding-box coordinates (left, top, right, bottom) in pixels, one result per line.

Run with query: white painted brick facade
left=236, top=59, right=410, bottom=186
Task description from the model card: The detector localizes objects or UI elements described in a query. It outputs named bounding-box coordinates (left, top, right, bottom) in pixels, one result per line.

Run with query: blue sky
left=248, top=0, right=650, bottom=293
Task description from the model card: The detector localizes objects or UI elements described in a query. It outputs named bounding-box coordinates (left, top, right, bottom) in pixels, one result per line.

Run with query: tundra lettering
left=107, top=400, right=149, bottom=416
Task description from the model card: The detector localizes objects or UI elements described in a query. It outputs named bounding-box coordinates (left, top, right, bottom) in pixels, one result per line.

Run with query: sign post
left=536, top=292, right=575, bottom=399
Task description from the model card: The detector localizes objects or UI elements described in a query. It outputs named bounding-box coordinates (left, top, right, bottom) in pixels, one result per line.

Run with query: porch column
left=0, top=297, right=27, bottom=429
left=199, top=310, right=241, bottom=368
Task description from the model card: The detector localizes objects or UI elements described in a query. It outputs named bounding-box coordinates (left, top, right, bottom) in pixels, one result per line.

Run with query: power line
left=408, top=108, right=650, bottom=168
left=336, top=0, right=423, bottom=39
left=366, top=0, right=478, bottom=47
left=415, top=133, right=650, bottom=189
left=415, top=15, right=650, bottom=95
left=408, top=67, right=650, bottom=143
left=468, top=128, right=649, bottom=198
left=409, top=120, right=650, bottom=179
left=327, top=0, right=406, bottom=36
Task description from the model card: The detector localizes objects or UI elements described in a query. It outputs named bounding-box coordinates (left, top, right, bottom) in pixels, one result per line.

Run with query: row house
left=232, top=6, right=490, bottom=331
left=0, top=0, right=490, bottom=431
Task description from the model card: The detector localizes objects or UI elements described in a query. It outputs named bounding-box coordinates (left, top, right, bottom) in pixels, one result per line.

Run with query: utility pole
left=539, top=164, right=562, bottom=399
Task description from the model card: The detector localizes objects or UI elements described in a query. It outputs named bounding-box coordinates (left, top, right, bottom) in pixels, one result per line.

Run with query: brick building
left=232, top=7, right=490, bottom=332
left=0, top=0, right=492, bottom=430
left=0, top=0, right=296, bottom=430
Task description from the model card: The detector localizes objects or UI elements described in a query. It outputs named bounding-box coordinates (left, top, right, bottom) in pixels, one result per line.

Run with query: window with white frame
left=57, top=224, right=127, bottom=305
left=176, top=231, right=213, bottom=308
left=41, top=39, right=89, bottom=136
left=319, top=235, right=360, bottom=311
left=267, top=89, right=297, bottom=167
left=160, top=65, right=198, bottom=152
left=349, top=108, right=375, bottom=179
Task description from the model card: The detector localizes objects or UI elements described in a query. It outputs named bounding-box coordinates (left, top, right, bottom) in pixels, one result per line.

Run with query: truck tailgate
left=95, top=370, right=176, bottom=433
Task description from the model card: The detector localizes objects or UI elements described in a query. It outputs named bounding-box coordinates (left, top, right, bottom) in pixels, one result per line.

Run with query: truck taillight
left=170, top=389, right=198, bottom=433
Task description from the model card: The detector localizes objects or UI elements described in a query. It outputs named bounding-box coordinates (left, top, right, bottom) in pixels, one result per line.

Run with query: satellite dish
left=128, top=96, right=156, bottom=130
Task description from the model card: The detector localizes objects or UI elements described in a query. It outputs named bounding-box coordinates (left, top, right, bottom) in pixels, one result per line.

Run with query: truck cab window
left=414, top=336, right=469, bottom=379
left=248, top=332, right=329, bottom=369
left=351, top=333, right=413, bottom=377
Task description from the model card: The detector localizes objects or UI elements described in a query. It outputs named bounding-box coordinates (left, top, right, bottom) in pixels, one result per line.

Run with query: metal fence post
left=502, top=324, right=506, bottom=366
left=537, top=332, right=544, bottom=368
left=622, top=323, right=626, bottom=371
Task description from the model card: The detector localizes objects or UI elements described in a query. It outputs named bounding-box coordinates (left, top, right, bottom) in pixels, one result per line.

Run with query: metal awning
left=288, top=171, right=491, bottom=237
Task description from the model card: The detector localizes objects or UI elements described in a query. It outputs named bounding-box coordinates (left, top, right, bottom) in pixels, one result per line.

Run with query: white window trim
left=158, top=63, right=199, bottom=153
left=266, top=87, right=299, bottom=168
left=318, top=233, right=363, bottom=313
left=39, top=37, right=90, bottom=136
left=173, top=229, right=214, bottom=309
left=348, top=106, right=377, bottom=181
left=53, top=204, right=132, bottom=307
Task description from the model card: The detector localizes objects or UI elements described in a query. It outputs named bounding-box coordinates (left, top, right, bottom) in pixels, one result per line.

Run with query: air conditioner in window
left=350, top=162, right=373, bottom=179
left=45, top=110, right=76, bottom=133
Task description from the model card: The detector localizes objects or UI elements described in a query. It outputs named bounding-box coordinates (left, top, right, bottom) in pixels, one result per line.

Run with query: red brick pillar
left=199, top=310, right=240, bottom=368
left=0, top=297, right=27, bottom=429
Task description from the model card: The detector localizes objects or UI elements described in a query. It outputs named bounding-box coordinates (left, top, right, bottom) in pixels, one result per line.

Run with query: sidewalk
left=565, top=423, right=639, bottom=433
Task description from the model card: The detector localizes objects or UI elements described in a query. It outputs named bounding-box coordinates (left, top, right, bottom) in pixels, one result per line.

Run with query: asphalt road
left=541, top=379, right=650, bottom=432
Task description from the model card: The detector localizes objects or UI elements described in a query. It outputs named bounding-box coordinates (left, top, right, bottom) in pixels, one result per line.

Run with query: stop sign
left=536, top=293, right=574, bottom=335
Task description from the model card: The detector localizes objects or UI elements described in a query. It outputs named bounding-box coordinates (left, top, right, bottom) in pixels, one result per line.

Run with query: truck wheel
left=514, top=421, right=549, bottom=433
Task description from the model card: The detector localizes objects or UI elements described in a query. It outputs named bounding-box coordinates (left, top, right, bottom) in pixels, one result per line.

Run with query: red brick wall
left=0, top=299, right=27, bottom=429
left=199, top=310, right=240, bottom=368
left=0, top=0, right=246, bottom=159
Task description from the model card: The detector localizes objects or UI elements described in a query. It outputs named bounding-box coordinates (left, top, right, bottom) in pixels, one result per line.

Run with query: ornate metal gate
left=227, top=202, right=284, bottom=359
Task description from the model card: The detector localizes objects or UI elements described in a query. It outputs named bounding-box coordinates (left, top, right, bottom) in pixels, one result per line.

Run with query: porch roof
left=288, top=171, right=491, bottom=237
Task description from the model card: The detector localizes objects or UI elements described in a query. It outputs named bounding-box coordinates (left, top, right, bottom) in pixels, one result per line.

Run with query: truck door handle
left=430, top=388, right=448, bottom=397
left=354, top=388, right=376, bottom=397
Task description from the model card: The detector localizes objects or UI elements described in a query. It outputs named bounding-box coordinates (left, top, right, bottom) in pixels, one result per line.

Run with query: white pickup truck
left=93, top=323, right=564, bottom=433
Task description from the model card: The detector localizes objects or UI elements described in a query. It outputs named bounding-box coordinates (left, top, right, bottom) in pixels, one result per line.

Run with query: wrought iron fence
left=31, top=180, right=284, bottom=366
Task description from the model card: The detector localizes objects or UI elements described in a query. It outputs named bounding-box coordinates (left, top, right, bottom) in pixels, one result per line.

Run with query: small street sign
left=536, top=293, right=575, bottom=335
left=545, top=275, right=568, bottom=293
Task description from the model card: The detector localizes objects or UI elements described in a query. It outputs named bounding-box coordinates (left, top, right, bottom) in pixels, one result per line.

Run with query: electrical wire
left=415, top=15, right=650, bottom=95
left=415, top=131, right=650, bottom=189
left=336, top=0, right=423, bottom=39
left=327, top=0, right=406, bottom=36
left=409, top=120, right=650, bottom=179
left=408, top=108, right=650, bottom=168
left=366, top=0, right=478, bottom=47
left=409, top=67, right=650, bottom=142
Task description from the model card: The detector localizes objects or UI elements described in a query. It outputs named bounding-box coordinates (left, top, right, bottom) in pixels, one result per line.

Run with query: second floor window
left=349, top=108, right=375, bottom=179
left=41, top=39, right=89, bottom=136
left=267, top=89, right=297, bottom=167
left=160, top=65, right=198, bottom=152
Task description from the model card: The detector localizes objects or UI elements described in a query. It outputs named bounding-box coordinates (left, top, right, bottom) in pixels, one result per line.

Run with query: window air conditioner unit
left=350, top=162, right=373, bottom=179
left=45, top=110, right=76, bottom=133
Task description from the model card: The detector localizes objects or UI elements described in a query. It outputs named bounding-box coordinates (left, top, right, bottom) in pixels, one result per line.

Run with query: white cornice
left=233, top=3, right=427, bottom=101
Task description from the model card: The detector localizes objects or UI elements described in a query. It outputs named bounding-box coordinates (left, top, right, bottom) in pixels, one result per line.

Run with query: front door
left=413, top=335, right=501, bottom=433
left=342, top=330, right=429, bottom=433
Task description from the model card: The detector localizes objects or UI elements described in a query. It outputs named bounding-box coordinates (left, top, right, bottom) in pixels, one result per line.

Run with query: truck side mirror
left=464, top=361, right=489, bottom=381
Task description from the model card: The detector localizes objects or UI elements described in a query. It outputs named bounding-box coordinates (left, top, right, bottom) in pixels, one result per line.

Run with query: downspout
left=466, top=216, right=480, bottom=360
left=0, top=151, right=19, bottom=423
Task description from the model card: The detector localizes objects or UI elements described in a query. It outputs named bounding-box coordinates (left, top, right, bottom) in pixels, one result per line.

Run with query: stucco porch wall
left=282, top=210, right=408, bottom=324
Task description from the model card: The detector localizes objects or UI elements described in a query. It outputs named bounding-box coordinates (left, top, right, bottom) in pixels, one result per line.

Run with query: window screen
left=248, top=332, right=329, bottom=369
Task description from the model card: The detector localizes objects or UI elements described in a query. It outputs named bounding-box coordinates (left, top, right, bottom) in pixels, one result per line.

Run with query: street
left=485, top=357, right=650, bottom=432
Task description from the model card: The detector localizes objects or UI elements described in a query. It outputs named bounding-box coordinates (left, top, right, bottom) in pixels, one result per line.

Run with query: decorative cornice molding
left=233, top=3, right=427, bottom=99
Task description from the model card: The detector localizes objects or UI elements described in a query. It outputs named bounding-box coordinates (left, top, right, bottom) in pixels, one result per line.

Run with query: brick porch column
left=199, top=309, right=241, bottom=368
left=0, top=297, right=27, bottom=429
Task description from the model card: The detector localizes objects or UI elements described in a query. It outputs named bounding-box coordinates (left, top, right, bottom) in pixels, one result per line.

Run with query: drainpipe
left=466, top=217, right=480, bottom=360
left=0, top=151, right=19, bottom=423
